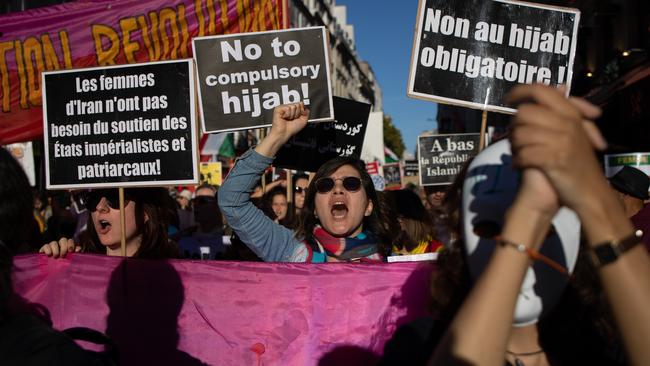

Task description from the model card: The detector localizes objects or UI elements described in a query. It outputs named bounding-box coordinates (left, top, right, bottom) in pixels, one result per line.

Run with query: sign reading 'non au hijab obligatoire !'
left=42, top=60, right=199, bottom=189
left=193, top=27, right=334, bottom=133
left=408, top=0, right=579, bottom=113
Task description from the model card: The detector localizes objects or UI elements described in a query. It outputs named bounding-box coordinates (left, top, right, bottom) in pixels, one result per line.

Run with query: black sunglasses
left=83, top=189, right=131, bottom=212
left=294, top=186, right=307, bottom=194
left=315, top=177, right=362, bottom=193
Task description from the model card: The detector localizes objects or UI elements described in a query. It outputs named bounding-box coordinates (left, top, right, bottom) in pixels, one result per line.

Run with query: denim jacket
left=218, top=149, right=326, bottom=262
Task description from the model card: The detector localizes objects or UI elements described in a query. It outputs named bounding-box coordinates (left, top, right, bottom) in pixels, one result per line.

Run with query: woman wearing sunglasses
left=39, top=188, right=177, bottom=259
left=218, top=103, right=392, bottom=262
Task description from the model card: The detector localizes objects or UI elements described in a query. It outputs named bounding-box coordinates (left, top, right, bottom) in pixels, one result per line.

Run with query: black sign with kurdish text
left=43, top=60, right=198, bottom=189
left=408, top=0, right=579, bottom=113
left=418, top=133, right=480, bottom=186
left=274, top=97, right=370, bottom=172
left=193, top=27, right=334, bottom=133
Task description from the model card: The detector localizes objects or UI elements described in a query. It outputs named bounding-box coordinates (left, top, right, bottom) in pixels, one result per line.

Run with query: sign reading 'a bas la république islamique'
left=418, top=133, right=480, bottom=186
left=408, top=0, right=579, bottom=113
left=42, top=60, right=199, bottom=189
left=193, top=26, right=334, bottom=133
left=273, top=96, right=370, bottom=172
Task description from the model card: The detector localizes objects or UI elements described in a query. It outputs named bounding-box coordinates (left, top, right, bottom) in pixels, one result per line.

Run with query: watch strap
left=590, top=230, right=643, bottom=267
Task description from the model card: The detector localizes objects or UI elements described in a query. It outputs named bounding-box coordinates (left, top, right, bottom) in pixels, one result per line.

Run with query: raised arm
left=218, top=103, right=311, bottom=262
left=508, top=85, right=650, bottom=366
left=428, top=168, right=558, bottom=365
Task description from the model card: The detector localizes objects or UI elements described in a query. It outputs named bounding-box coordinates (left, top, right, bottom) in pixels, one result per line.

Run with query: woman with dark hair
left=263, top=186, right=290, bottom=226
left=40, top=188, right=177, bottom=259
left=383, top=189, right=443, bottom=255
left=219, top=103, right=391, bottom=262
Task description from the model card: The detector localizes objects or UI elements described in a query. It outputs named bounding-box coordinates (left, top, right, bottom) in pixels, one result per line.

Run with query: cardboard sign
left=604, top=153, right=650, bottom=178
left=42, top=60, right=198, bottom=189
left=418, top=133, right=480, bottom=186
left=274, top=97, right=370, bottom=171
left=193, top=27, right=334, bottom=133
left=408, top=0, right=579, bottom=113
left=200, top=162, right=223, bottom=186
left=383, top=163, right=403, bottom=190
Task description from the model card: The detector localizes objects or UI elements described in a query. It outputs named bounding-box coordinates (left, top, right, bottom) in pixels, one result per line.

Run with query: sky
left=336, top=0, right=438, bottom=156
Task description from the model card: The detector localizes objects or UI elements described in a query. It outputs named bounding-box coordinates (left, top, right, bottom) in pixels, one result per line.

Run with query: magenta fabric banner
left=12, top=254, right=433, bottom=365
left=0, top=0, right=285, bottom=144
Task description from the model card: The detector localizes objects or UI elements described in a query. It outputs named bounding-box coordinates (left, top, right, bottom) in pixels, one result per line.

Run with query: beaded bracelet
left=494, top=235, right=568, bottom=275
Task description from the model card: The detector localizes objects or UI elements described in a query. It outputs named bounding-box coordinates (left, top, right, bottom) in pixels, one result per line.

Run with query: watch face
left=593, top=244, right=618, bottom=265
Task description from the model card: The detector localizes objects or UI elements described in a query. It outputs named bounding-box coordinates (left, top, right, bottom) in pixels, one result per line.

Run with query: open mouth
left=331, top=202, right=348, bottom=219
left=97, top=219, right=112, bottom=234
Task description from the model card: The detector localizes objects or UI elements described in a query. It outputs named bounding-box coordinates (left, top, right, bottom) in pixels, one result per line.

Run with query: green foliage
left=383, top=114, right=405, bottom=158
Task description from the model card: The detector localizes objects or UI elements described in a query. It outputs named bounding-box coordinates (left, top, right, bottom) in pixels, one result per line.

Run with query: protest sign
left=383, top=163, right=402, bottom=190
left=43, top=60, right=198, bottom=189
left=366, top=161, right=385, bottom=191
left=604, top=152, right=650, bottom=177
left=200, top=162, right=223, bottom=186
left=0, top=0, right=285, bottom=145
left=418, top=133, right=480, bottom=186
left=274, top=96, right=370, bottom=171
left=408, top=0, right=579, bottom=113
left=193, top=26, right=333, bottom=133
left=404, top=160, right=419, bottom=177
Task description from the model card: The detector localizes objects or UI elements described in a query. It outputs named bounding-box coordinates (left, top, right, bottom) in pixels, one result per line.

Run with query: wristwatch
left=590, top=230, right=643, bottom=267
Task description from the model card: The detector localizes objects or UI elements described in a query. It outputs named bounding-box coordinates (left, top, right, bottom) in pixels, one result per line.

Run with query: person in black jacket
left=0, top=147, right=114, bottom=366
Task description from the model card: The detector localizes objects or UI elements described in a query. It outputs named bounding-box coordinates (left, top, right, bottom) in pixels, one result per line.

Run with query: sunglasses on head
left=83, top=189, right=131, bottom=212
left=315, top=176, right=362, bottom=193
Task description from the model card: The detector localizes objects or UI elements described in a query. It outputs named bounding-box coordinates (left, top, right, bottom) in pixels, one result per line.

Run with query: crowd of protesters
left=1, top=85, right=650, bottom=365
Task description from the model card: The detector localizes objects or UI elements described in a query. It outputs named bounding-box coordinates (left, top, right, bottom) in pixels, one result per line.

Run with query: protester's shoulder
left=0, top=314, right=112, bottom=366
left=377, top=317, right=447, bottom=366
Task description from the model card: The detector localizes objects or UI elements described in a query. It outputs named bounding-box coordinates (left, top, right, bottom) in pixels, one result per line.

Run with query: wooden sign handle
left=119, top=187, right=127, bottom=257
left=479, top=110, right=488, bottom=151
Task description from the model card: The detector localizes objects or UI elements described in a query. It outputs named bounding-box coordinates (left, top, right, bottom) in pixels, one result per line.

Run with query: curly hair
left=294, top=157, right=392, bottom=256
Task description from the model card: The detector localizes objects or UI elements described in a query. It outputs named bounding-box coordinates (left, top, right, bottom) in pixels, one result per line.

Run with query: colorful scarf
left=305, top=225, right=384, bottom=263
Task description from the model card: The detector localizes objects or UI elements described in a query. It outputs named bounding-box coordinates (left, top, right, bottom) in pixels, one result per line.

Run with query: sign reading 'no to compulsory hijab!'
left=408, top=0, right=579, bottom=113
left=42, top=60, right=199, bottom=189
left=193, top=27, right=334, bottom=133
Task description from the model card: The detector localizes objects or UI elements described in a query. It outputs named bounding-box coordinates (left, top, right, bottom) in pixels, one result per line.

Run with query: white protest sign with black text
left=193, top=27, right=334, bottom=133
left=418, top=133, right=480, bottom=186
left=43, top=60, right=198, bottom=189
left=409, top=0, right=579, bottom=113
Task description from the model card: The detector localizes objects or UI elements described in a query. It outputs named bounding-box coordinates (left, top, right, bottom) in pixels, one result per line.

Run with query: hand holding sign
left=255, top=102, right=310, bottom=158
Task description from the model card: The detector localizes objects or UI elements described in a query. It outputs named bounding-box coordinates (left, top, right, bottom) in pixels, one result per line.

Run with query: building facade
left=289, top=0, right=382, bottom=112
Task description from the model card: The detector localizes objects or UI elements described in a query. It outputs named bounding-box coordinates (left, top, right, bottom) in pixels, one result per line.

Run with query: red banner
left=12, top=254, right=433, bottom=365
left=0, top=0, right=286, bottom=144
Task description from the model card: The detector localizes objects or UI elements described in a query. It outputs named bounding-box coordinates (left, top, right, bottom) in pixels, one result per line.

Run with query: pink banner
left=0, top=0, right=285, bottom=144
left=12, top=254, right=433, bottom=365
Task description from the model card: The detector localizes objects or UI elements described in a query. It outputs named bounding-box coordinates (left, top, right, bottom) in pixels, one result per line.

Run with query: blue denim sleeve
left=218, top=149, right=310, bottom=262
